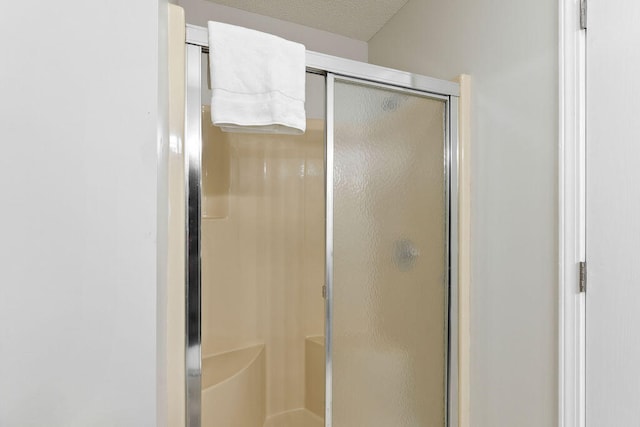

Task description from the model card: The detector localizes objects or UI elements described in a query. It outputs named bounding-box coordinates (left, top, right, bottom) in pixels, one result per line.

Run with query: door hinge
left=580, top=0, right=587, bottom=30
left=322, top=285, right=327, bottom=299
left=579, top=261, right=587, bottom=293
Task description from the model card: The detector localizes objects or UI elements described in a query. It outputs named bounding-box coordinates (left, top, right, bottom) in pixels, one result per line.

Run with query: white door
left=586, top=0, right=640, bottom=424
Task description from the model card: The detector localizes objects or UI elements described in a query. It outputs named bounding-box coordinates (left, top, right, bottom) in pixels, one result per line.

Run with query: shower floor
left=263, top=409, right=323, bottom=427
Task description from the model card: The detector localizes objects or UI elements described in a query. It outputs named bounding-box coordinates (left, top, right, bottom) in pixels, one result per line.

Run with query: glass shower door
left=329, top=77, right=449, bottom=427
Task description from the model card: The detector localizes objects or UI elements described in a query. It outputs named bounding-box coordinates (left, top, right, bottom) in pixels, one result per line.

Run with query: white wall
left=369, top=1, right=558, bottom=426
left=0, top=1, right=168, bottom=425
left=177, top=0, right=368, bottom=62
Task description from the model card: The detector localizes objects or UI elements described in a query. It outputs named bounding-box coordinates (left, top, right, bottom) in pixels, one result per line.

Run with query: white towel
left=207, top=21, right=306, bottom=134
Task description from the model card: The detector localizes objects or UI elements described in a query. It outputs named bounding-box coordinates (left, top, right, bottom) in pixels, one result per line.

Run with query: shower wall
left=200, top=108, right=326, bottom=424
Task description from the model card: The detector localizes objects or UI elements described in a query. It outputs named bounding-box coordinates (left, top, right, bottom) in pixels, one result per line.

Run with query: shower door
left=326, top=75, right=453, bottom=427
left=185, top=24, right=459, bottom=427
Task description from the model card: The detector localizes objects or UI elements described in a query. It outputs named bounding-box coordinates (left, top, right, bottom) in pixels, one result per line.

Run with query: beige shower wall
left=200, top=113, right=325, bottom=416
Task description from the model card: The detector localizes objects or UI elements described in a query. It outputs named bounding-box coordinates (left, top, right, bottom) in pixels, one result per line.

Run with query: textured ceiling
left=205, top=0, right=410, bottom=41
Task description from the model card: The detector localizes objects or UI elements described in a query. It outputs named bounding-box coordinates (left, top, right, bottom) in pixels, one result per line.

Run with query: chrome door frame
left=184, top=42, right=203, bottom=427
left=184, top=23, right=459, bottom=427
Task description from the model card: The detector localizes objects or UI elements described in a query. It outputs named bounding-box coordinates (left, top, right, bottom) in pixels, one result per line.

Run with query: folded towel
left=207, top=21, right=306, bottom=134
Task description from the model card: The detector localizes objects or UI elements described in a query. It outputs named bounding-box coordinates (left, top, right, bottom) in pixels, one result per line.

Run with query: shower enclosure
left=184, top=24, right=459, bottom=427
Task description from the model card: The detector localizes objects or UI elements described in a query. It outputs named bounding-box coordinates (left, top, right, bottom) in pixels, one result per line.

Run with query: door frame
left=559, top=1, right=587, bottom=426
left=184, top=23, right=463, bottom=427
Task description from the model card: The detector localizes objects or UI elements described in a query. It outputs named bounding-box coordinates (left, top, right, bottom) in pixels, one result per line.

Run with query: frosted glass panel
left=332, top=80, right=447, bottom=426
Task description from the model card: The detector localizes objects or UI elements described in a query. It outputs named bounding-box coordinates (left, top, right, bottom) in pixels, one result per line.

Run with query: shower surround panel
left=200, top=109, right=326, bottom=426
